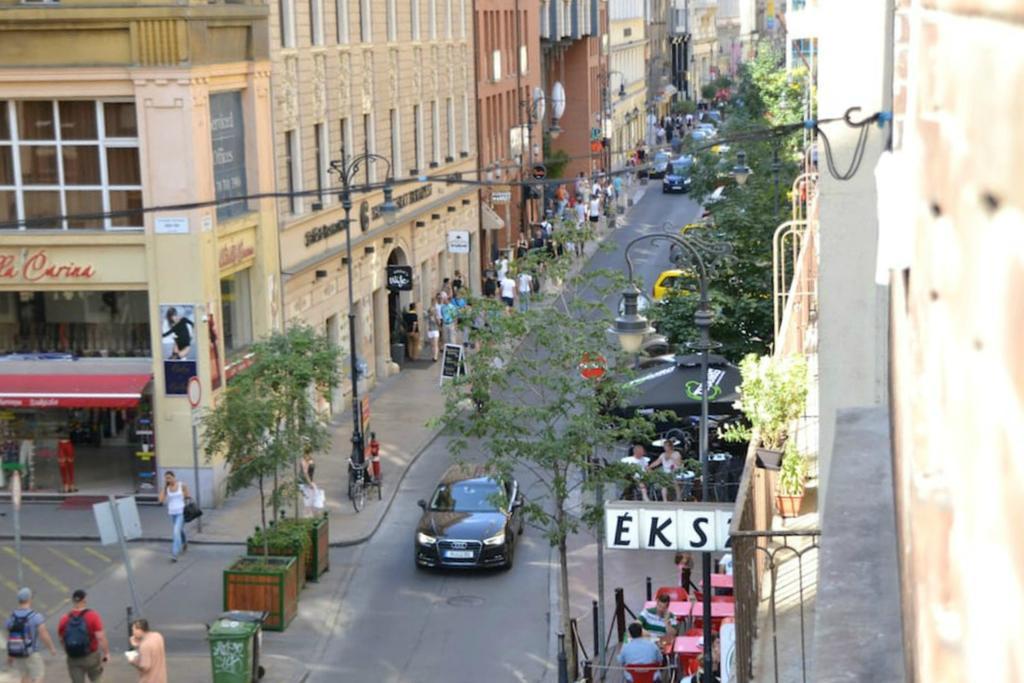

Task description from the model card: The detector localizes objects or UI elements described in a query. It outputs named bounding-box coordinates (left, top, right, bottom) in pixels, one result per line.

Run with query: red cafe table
left=674, top=635, right=703, bottom=676
left=643, top=600, right=736, bottom=620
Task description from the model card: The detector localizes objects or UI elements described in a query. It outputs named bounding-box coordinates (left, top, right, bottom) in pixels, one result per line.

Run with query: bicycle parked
left=347, top=457, right=382, bottom=512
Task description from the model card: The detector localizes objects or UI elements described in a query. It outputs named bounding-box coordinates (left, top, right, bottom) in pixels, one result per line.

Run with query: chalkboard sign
left=387, top=265, right=413, bottom=291
left=439, top=344, right=465, bottom=386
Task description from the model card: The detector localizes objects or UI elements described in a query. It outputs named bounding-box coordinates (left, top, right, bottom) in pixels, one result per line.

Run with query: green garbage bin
left=208, top=611, right=266, bottom=682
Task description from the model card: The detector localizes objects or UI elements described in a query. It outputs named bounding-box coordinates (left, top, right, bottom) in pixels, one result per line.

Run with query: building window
left=310, top=0, right=324, bottom=44
left=336, top=0, right=349, bottom=43
left=221, top=269, right=254, bottom=354
left=459, top=0, right=465, bottom=39
left=389, top=109, right=402, bottom=177
left=445, top=97, right=455, bottom=159
left=314, top=123, right=327, bottom=205
left=210, top=92, right=249, bottom=221
left=413, top=104, right=423, bottom=171
left=0, top=291, right=151, bottom=356
left=387, top=0, right=397, bottom=41
left=430, top=100, right=439, bottom=165
left=519, top=44, right=528, bottom=74
left=411, top=0, right=420, bottom=39
left=339, top=117, right=350, bottom=161
left=0, top=99, right=142, bottom=231
left=280, top=0, right=296, bottom=47
left=363, top=113, right=377, bottom=183
left=428, top=0, right=436, bottom=39
left=359, top=0, right=371, bottom=42
left=461, top=94, right=470, bottom=155
left=491, top=50, right=501, bottom=81
left=444, top=0, right=452, bottom=38
left=284, top=130, right=302, bottom=215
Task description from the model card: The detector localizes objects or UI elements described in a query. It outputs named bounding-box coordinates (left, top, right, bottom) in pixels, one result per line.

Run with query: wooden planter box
left=246, top=540, right=307, bottom=590
left=223, top=556, right=299, bottom=632
left=307, top=514, right=330, bottom=582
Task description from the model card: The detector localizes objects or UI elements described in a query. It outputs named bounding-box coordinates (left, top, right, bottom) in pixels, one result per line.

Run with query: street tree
left=202, top=324, right=342, bottom=556
left=436, top=243, right=653, bottom=674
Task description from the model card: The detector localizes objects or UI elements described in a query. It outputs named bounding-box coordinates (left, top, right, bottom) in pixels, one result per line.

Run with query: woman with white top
left=158, top=471, right=190, bottom=562
left=588, top=195, right=601, bottom=224
left=648, top=440, right=683, bottom=501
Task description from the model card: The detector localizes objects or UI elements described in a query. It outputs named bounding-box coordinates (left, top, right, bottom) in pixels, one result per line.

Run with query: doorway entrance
left=386, top=247, right=410, bottom=364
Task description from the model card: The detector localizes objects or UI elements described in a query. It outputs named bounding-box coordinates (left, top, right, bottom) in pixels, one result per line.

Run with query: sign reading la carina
left=604, top=501, right=734, bottom=552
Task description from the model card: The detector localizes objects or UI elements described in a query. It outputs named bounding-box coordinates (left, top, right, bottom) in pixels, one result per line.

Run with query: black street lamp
left=519, top=87, right=566, bottom=240
left=732, top=150, right=753, bottom=186
left=611, top=231, right=724, bottom=682
left=327, top=152, right=398, bottom=469
left=770, top=146, right=783, bottom=218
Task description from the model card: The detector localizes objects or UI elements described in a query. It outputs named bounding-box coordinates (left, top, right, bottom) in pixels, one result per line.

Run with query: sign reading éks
left=604, top=501, right=733, bottom=552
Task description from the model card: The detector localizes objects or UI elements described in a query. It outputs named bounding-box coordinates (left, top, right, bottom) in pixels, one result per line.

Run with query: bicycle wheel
left=352, top=478, right=366, bottom=512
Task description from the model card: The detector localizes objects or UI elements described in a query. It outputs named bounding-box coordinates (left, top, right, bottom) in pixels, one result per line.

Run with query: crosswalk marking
left=48, top=547, right=95, bottom=576
left=83, top=547, right=113, bottom=563
left=1, top=547, right=68, bottom=593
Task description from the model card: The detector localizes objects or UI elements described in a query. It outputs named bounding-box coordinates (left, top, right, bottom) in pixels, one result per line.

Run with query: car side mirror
left=417, top=499, right=427, bottom=510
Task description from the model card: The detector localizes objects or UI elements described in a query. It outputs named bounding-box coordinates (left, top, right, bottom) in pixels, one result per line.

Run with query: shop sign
left=304, top=220, right=344, bottom=247
left=154, top=217, right=189, bottom=234
left=604, top=501, right=733, bottom=552
left=491, top=191, right=511, bottom=203
left=160, top=303, right=198, bottom=396
left=371, top=185, right=433, bottom=220
left=446, top=230, right=470, bottom=254
left=218, top=231, right=256, bottom=274
left=210, top=91, right=249, bottom=221
left=0, top=249, right=96, bottom=283
left=386, top=265, right=413, bottom=291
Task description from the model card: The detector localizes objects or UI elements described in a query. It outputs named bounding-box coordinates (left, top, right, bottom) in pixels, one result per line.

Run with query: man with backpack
left=6, top=587, right=57, bottom=683
left=58, top=590, right=109, bottom=683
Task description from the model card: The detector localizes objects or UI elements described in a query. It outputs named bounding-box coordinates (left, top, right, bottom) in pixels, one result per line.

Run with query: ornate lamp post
left=611, top=229, right=728, bottom=681
left=519, top=85, right=567, bottom=240
left=327, top=153, right=398, bottom=470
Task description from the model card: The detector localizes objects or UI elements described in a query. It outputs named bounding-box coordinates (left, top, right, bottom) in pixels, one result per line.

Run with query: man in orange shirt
left=128, top=619, right=166, bottom=683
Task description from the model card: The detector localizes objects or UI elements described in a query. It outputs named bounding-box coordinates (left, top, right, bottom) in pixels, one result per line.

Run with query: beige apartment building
left=269, top=0, right=480, bottom=400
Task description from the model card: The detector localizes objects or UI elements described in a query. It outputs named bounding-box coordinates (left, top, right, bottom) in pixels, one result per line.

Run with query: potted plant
left=247, top=520, right=312, bottom=590
left=722, top=354, right=808, bottom=470
left=775, top=441, right=808, bottom=518
left=222, top=555, right=300, bottom=631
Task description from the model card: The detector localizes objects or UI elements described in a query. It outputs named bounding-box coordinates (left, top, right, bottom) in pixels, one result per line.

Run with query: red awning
left=0, top=374, right=152, bottom=409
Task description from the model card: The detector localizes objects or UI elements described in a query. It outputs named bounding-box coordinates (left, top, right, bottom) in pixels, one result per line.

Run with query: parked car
left=690, top=129, right=714, bottom=143
left=650, top=151, right=672, bottom=178
left=415, top=465, right=524, bottom=570
left=662, top=156, right=694, bottom=193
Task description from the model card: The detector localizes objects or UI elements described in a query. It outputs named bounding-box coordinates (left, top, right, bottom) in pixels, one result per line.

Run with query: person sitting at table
left=618, top=622, right=664, bottom=682
left=620, top=444, right=651, bottom=501
left=638, top=593, right=679, bottom=640
left=691, top=632, right=721, bottom=683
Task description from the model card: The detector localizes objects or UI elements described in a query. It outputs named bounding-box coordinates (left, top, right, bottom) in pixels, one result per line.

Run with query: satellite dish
left=551, top=82, right=567, bottom=120
left=532, top=86, right=546, bottom=121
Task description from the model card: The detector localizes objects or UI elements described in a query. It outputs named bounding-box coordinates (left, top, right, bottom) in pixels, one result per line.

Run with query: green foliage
left=249, top=518, right=313, bottom=554
left=777, top=441, right=808, bottom=496
left=721, top=354, right=808, bottom=451
left=701, top=83, right=718, bottom=101
left=543, top=136, right=571, bottom=180
left=202, top=324, right=342, bottom=555
left=671, top=100, right=697, bottom=115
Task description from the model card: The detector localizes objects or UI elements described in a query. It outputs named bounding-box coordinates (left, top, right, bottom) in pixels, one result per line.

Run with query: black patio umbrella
left=615, top=353, right=741, bottom=418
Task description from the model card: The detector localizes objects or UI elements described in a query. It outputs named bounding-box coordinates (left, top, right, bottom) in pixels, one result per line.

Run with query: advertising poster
left=160, top=304, right=197, bottom=395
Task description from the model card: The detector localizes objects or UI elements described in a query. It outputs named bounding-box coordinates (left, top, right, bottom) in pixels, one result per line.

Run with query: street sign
left=531, top=164, right=547, bottom=180
left=386, top=265, right=413, bottom=291
left=93, top=496, right=143, bottom=546
left=439, top=344, right=465, bottom=386
left=578, top=353, right=607, bottom=380
left=187, top=376, right=201, bottom=408
left=591, top=127, right=602, bottom=141
left=491, top=191, right=511, bottom=203
left=447, top=230, right=470, bottom=254
left=604, top=501, right=734, bottom=552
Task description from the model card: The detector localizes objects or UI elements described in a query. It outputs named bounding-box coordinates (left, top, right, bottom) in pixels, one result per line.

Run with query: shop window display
left=0, top=290, right=150, bottom=356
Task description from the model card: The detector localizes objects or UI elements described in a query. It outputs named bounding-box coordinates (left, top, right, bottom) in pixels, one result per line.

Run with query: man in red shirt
left=58, top=590, right=109, bottom=683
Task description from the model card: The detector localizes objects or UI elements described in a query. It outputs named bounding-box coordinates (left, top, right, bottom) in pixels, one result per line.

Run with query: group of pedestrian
left=6, top=587, right=166, bottom=683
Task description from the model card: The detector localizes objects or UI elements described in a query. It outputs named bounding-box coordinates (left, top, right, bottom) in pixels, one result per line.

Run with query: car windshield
left=429, top=481, right=506, bottom=512
left=654, top=152, right=670, bottom=165
left=670, top=161, right=691, bottom=175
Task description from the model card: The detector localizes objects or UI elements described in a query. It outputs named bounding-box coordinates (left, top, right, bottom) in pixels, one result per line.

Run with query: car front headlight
left=483, top=531, right=506, bottom=546
left=417, top=532, right=437, bottom=545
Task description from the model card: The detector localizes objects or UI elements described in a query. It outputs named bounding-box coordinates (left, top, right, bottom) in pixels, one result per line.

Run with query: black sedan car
left=662, top=156, right=694, bottom=193
left=415, top=465, right=524, bottom=570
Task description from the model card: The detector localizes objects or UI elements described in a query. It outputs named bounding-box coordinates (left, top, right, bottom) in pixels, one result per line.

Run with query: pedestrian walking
left=588, top=194, right=601, bottom=225
left=499, top=272, right=516, bottom=311
left=127, top=619, right=166, bottom=683
left=6, top=587, right=58, bottom=683
left=426, top=297, right=441, bottom=361
left=58, top=590, right=109, bottom=683
left=440, top=294, right=457, bottom=346
left=516, top=270, right=533, bottom=313
left=157, top=471, right=189, bottom=562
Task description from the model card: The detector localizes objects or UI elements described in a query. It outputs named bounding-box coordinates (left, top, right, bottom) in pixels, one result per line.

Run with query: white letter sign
left=605, top=507, right=639, bottom=549
left=604, top=501, right=734, bottom=552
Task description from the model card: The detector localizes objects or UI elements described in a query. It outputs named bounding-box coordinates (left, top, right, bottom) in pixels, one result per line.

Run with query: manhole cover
left=446, top=595, right=485, bottom=607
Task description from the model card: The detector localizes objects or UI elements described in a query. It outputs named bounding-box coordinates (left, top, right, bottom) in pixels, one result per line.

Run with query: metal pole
left=342, top=181, right=364, bottom=468
left=557, top=631, right=569, bottom=683
left=594, top=453, right=607, bottom=672
left=697, top=287, right=714, bottom=682
left=12, top=470, right=22, bottom=586
left=591, top=600, right=600, bottom=665
left=614, top=587, right=626, bottom=643
left=190, top=416, right=203, bottom=532
left=108, top=495, right=142, bottom=618
left=772, top=146, right=782, bottom=219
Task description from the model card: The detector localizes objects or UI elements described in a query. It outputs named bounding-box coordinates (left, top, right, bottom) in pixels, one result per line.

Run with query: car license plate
left=445, top=550, right=474, bottom=559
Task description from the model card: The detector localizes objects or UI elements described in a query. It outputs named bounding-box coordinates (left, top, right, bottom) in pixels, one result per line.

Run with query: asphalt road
left=295, top=187, right=704, bottom=683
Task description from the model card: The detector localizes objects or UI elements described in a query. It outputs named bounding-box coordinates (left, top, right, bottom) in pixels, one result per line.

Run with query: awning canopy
left=482, top=202, right=505, bottom=231
left=0, top=374, right=152, bottom=408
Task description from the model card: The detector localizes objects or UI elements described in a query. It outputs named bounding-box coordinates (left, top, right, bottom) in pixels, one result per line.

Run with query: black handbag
left=183, top=498, right=202, bottom=522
